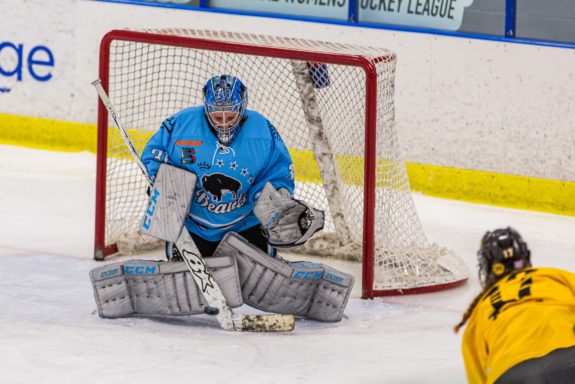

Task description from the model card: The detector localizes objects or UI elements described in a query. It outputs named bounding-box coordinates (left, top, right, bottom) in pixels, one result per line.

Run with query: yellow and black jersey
left=462, top=267, right=575, bottom=384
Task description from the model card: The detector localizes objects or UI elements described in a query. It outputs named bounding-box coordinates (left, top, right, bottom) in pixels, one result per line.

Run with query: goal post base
left=366, top=278, right=468, bottom=299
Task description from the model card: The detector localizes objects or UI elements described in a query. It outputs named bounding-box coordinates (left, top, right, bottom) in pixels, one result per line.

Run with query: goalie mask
left=477, top=227, right=531, bottom=288
left=203, top=74, right=248, bottom=146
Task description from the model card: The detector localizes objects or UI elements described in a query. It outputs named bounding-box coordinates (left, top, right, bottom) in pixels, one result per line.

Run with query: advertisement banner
left=210, top=0, right=349, bottom=21
left=1, top=1, right=76, bottom=120
left=358, top=0, right=474, bottom=31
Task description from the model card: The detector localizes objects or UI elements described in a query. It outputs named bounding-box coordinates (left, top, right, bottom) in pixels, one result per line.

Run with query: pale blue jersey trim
left=189, top=212, right=251, bottom=229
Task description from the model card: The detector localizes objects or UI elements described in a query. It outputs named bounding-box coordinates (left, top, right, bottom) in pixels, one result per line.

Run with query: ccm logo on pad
left=124, top=265, right=157, bottom=275
left=293, top=271, right=323, bottom=280
left=142, top=188, right=160, bottom=230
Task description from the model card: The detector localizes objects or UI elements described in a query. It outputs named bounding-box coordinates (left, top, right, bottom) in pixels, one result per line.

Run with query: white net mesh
left=97, top=29, right=468, bottom=295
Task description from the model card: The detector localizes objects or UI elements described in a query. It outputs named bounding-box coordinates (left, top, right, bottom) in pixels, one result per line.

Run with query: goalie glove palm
left=254, top=183, right=324, bottom=248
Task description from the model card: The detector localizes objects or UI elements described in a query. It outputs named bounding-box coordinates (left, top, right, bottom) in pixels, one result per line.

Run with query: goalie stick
left=92, top=79, right=294, bottom=332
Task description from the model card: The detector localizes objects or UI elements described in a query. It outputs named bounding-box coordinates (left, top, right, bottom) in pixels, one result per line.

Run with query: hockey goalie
left=90, top=74, right=354, bottom=329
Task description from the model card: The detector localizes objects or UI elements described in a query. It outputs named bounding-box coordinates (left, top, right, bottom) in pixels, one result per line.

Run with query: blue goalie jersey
left=142, top=106, right=295, bottom=241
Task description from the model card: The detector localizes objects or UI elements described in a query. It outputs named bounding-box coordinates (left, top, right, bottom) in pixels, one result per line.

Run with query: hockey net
left=95, top=29, right=468, bottom=298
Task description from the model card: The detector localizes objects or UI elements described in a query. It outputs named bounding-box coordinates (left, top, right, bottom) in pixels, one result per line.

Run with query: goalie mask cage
left=95, top=29, right=468, bottom=298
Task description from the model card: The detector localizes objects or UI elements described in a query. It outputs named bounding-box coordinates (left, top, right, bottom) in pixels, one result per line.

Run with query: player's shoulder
left=172, top=105, right=204, bottom=121
left=532, top=267, right=575, bottom=279
left=243, top=110, right=277, bottom=140
left=496, top=267, right=574, bottom=286
left=244, top=109, right=268, bottom=125
left=161, top=106, right=204, bottom=133
left=521, top=266, right=570, bottom=275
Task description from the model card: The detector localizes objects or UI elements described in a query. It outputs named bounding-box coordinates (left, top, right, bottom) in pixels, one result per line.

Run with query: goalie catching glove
left=254, top=182, right=324, bottom=248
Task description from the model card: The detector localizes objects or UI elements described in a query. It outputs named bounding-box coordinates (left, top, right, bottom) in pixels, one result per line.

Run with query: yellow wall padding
left=407, top=163, right=575, bottom=216
left=0, top=113, right=97, bottom=153
left=2, top=113, right=574, bottom=216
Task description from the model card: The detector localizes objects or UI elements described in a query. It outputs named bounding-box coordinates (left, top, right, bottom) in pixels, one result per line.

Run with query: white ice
left=0, top=144, right=573, bottom=384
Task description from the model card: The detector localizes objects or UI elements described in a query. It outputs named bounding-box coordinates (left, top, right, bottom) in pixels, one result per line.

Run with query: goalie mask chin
left=254, top=183, right=324, bottom=248
left=203, top=74, right=248, bottom=146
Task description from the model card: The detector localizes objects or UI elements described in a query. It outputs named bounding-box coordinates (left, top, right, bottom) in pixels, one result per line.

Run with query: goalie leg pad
left=89, top=257, right=242, bottom=318
left=215, top=233, right=316, bottom=315
left=305, top=264, right=355, bottom=322
left=218, top=232, right=354, bottom=322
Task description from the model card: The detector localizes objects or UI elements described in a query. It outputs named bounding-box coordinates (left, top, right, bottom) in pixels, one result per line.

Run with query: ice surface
left=1, top=145, right=573, bottom=384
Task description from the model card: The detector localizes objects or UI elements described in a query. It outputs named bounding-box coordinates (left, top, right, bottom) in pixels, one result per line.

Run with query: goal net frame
left=94, top=29, right=468, bottom=299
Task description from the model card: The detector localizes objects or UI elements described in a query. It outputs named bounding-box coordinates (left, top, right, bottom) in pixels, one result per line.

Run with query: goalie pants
left=186, top=225, right=271, bottom=257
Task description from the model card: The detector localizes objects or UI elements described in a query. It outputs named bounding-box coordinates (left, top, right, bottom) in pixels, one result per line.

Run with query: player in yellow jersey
left=454, top=227, right=575, bottom=384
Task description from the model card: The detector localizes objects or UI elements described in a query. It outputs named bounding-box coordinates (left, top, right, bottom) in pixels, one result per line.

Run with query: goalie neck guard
left=477, top=227, right=531, bottom=288
left=203, top=74, right=248, bottom=146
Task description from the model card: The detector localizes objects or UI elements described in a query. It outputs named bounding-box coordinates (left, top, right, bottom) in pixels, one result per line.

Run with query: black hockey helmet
left=477, top=227, right=531, bottom=287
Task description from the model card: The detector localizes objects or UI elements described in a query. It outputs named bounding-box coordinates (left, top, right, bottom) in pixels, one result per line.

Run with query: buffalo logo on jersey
left=196, top=173, right=247, bottom=215
left=201, top=173, right=241, bottom=201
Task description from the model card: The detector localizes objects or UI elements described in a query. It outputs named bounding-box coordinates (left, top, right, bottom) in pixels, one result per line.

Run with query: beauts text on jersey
left=142, top=106, right=295, bottom=241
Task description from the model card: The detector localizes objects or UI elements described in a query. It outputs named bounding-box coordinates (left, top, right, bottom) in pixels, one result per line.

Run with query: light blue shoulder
left=244, top=109, right=267, bottom=123
left=242, top=110, right=275, bottom=140
left=167, top=106, right=205, bottom=133
left=172, top=106, right=204, bottom=121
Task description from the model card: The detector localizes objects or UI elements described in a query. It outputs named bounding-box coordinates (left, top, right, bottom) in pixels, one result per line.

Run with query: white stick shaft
left=91, top=79, right=152, bottom=185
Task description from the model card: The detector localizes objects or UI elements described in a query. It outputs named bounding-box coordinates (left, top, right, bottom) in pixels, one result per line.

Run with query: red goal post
left=94, top=29, right=468, bottom=298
